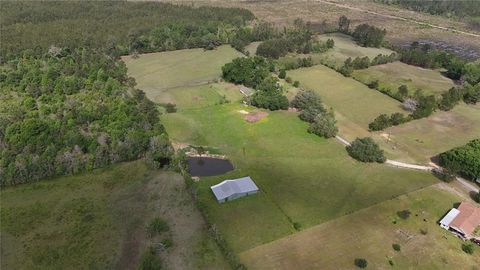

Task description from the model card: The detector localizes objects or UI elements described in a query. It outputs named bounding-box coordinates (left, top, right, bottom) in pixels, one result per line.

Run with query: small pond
left=187, top=157, right=234, bottom=177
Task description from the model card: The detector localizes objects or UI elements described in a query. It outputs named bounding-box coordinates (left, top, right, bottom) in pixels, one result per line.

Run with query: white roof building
left=210, top=176, right=259, bottom=203
left=439, top=208, right=460, bottom=229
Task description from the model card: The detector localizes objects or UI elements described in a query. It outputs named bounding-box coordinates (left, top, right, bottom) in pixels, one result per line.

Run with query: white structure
left=439, top=208, right=460, bottom=230
left=210, top=176, right=259, bottom=203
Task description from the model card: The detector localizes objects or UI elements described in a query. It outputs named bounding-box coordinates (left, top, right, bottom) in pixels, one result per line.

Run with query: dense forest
left=0, top=1, right=254, bottom=58
left=0, top=2, right=257, bottom=185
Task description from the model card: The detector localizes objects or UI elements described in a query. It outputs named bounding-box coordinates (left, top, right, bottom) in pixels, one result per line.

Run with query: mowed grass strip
left=317, top=33, right=395, bottom=68
left=122, top=45, right=242, bottom=100
left=373, top=103, right=480, bottom=163
left=240, top=185, right=480, bottom=270
left=162, top=103, right=438, bottom=253
left=152, top=83, right=244, bottom=109
left=288, top=65, right=405, bottom=140
left=353, top=61, right=455, bottom=96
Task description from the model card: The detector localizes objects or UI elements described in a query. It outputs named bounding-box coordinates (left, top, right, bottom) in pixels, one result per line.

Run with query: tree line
left=0, top=1, right=255, bottom=59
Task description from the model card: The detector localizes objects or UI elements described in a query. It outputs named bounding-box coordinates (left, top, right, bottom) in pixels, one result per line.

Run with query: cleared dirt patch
left=244, top=111, right=268, bottom=123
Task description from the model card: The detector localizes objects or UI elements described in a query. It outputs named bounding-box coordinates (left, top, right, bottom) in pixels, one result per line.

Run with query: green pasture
left=288, top=65, right=405, bottom=140
left=240, top=185, right=480, bottom=269
left=122, top=45, right=242, bottom=100
left=152, top=83, right=244, bottom=109
left=317, top=33, right=394, bottom=68
left=353, top=61, right=455, bottom=96
left=374, top=103, right=480, bottom=163
left=162, top=103, right=438, bottom=253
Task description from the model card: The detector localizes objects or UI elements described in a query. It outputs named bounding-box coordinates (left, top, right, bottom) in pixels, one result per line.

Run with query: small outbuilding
left=210, top=176, right=259, bottom=203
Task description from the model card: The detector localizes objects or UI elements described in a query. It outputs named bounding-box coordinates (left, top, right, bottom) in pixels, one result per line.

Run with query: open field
left=240, top=185, right=480, bottom=269
left=151, top=83, right=244, bottom=109
left=0, top=161, right=227, bottom=270
left=373, top=103, right=480, bottom=164
left=122, top=45, right=242, bottom=100
left=353, top=61, right=456, bottom=96
left=161, top=103, right=438, bottom=252
left=288, top=65, right=405, bottom=140
left=317, top=33, right=395, bottom=68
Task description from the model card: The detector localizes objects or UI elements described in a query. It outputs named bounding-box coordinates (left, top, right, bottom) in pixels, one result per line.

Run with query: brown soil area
left=245, top=111, right=268, bottom=123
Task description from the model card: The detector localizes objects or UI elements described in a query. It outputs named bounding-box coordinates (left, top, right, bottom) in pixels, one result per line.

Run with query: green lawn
left=288, top=65, right=405, bottom=141
left=162, top=103, right=438, bottom=253
left=152, top=83, right=244, bottom=109
left=122, top=45, right=242, bottom=100
left=317, top=33, right=395, bottom=68
left=373, top=103, right=480, bottom=163
left=353, top=61, right=455, bottom=96
left=240, top=185, right=480, bottom=269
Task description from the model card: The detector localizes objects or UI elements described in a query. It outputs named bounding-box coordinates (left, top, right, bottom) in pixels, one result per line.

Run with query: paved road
left=316, top=0, right=480, bottom=38
left=335, top=135, right=479, bottom=193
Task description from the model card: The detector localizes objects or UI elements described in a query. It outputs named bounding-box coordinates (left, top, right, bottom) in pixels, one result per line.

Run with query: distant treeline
left=0, top=1, right=255, bottom=58
left=373, top=0, right=480, bottom=18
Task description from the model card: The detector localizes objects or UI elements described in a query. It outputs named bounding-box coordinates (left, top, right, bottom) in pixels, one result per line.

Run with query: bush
left=165, top=103, right=177, bottom=113
left=352, top=24, right=386, bottom=47
left=354, top=258, right=368, bottom=268
left=397, top=210, right=411, bottom=220
left=346, top=137, right=386, bottom=163
left=392, top=244, right=401, bottom=251
left=139, top=250, right=162, bottom=270
left=293, top=80, right=300, bottom=87
left=299, top=107, right=325, bottom=123
left=161, top=238, right=173, bottom=249
left=368, top=80, right=379, bottom=89
left=308, top=112, right=338, bottom=138
left=473, top=192, right=480, bottom=203
left=285, top=76, right=292, bottom=83
left=369, top=114, right=391, bottom=131
left=147, top=217, right=169, bottom=237
left=462, top=243, right=474, bottom=255
left=432, top=168, right=455, bottom=183
left=291, top=90, right=324, bottom=111
left=279, top=69, right=286, bottom=79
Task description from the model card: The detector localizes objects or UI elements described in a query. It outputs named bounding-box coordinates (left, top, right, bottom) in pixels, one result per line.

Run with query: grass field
left=122, top=45, right=242, bottom=100
left=0, top=161, right=227, bottom=270
left=240, top=185, right=480, bottom=269
left=373, top=103, right=480, bottom=163
left=161, top=103, right=438, bottom=253
left=353, top=61, right=455, bottom=96
left=151, top=83, right=244, bottom=109
left=288, top=65, right=405, bottom=140
left=317, top=33, right=395, bottom=68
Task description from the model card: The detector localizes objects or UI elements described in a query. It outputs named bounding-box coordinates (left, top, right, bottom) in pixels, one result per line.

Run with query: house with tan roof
left=439, top=202, right=480, bottom=240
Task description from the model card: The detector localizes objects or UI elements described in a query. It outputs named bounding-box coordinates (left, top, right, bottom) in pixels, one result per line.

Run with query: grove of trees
left=439, top=139, right=480, bottom=181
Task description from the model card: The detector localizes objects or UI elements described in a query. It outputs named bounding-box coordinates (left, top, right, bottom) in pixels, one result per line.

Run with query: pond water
left=187, top=157, right=234, bottom=177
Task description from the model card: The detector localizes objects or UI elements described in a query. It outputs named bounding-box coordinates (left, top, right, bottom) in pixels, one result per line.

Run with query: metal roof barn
left=210, top=176, right=259, bottom=203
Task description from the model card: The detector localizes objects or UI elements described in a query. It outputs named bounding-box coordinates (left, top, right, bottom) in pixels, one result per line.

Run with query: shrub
left=147, top=217, right=169, bottom=237
left=279, top=69, right=286, bottom=79
left=473, top=192, right=480, bottom=203
left=293, top=222, right=301, bottom=231
left=420, top=228, right=428, bottom=235
left=346, top=137, right=386, bottom=163
left=285, top=76, right=292, bottom=83
left=299, top=107, right=324, bottom=123
left=354, top=258, right=368, bottom=268
left=352, top=23, right=386, bottom=47
left=432, top=168, right=455, bottom=183
left=392, top=244, right=401, bottom=251
left=161, top=238, right=173, bottom=249
left=368, top=80, right=379, bottom=89
left=293, top=80, right=300, bottom=87
left=139, top=250, right=162, bottom=270
left=462, top=243, right=474, bottom=254
left=308, top=112, right=338, bottom=138
left=397, top=210, right=411, bottom=220
left=369, top=114, right=391, bottom=131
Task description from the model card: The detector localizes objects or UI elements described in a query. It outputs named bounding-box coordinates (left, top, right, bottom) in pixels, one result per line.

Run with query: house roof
left=439, top=208, right=460, bottom=227
left=449, top=202, right=480, bottom=237
left=210, top=176, right=258, bottom=201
